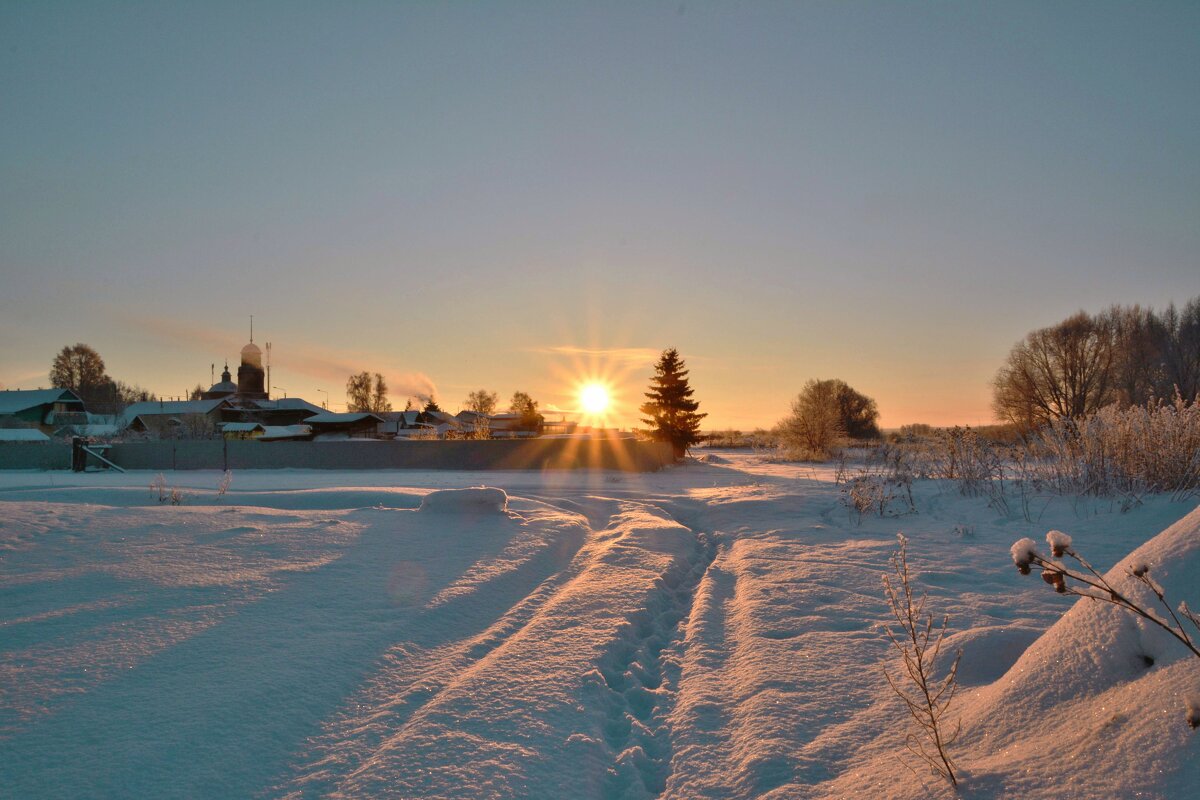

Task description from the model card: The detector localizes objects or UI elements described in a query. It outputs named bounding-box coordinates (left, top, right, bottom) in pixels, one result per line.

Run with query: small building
left=220, top=422, right=266, bottom=440
left=0, top=389, right=87, bottom=433
left=454, top=410, right=489, bottom=434
left=259, top=424, right=313, bottom=441
left=487, top=412, right=540, bottom=439
left=122, top=398, right=231, bottom=438
left=376, top=410, right=425, bottom=438
left=302, top=412, right=384, bottom=439
left=244, top=398, right=325, bottom=426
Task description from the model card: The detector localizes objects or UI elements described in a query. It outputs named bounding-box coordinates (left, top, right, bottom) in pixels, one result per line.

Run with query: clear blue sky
left=2, top=1, right=1197, bottom=428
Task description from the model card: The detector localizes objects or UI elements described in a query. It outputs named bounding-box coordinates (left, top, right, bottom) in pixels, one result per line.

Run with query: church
left=201, top=339, right=267, bottom=402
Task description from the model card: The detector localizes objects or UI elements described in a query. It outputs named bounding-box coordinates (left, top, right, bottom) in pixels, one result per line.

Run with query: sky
left=2, top=1, right=1197, bottom=430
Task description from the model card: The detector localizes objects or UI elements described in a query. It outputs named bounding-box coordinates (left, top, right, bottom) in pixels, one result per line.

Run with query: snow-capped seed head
left=1011, top=538, right=1039, bottom=571
left=1130, top=561, right=1150, bottom=578
left=1046, top=530, right=1072, bottom=558
left=1041, top=568, right=1066, bottom=593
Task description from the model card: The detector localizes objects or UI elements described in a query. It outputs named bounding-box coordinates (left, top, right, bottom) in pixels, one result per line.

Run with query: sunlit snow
left=1, top=455, right=1197, bottom=798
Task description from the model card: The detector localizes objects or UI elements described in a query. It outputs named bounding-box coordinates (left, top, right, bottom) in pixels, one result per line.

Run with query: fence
left=0, top=438, right=674, bottom=472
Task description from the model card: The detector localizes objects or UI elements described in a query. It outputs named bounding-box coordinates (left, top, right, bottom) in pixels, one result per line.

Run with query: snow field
left=1, top=455, right=1197, bottom=798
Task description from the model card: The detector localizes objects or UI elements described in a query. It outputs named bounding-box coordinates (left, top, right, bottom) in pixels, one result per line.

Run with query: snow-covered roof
left=206, top=380, right=237, bottom=394
left=220, top=422, right=265, bottom=433
left=302, top=412, right=384, bottom=425
left=0, top=428, right=51, bottom=442
left=122, top=399, right=227, bottom=422
left=245, top=398, right=325, bottom=415
left=424, top=411, right=461, bottom=426
left=258, top=424, right=313, bottom=440
left=0, top=389, right=85, bottom=415
left=54, top=424, right=121, bottom=438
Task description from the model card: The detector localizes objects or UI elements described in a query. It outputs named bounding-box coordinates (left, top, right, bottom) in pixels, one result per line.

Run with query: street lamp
left=316, top=388, right=329, bottom=409
left=273, top=386, right=287, bottom=398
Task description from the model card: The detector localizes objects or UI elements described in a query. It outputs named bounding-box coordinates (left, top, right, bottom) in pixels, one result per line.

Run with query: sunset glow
left=579, top=382, right=611, bottom=416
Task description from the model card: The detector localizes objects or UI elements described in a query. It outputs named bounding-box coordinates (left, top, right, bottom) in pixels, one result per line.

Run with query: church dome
left=240, top=342, right=262, bottom=368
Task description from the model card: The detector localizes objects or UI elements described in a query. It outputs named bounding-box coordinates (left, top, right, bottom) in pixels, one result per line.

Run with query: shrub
left=1030, top=395, right=1200, bottom=498
left=881, top=534, right=962, bottom=788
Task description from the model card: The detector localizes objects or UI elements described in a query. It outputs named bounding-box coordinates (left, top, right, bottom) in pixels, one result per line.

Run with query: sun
left=579, top=382, right=610, bottom=416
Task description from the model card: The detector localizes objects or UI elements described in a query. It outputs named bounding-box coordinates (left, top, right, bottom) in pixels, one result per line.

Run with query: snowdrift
left=829, top=505, right=1200, bottom=799
left=419, top=486, right=509, bottom=513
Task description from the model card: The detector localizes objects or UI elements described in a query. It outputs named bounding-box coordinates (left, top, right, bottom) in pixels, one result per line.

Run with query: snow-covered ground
left=1, top=453, right=1197, bottom=798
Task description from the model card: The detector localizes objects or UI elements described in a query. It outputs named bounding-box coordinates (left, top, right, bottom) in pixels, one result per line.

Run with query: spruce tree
left=640, top=348, right=706, bottom=458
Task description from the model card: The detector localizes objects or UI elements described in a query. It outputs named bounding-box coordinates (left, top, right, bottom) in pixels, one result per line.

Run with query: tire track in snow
left=278, top=498, right=592, bottom=797
left=281, top=530, right=592, bottom=797
left=289, top=498, right=704, bottom=798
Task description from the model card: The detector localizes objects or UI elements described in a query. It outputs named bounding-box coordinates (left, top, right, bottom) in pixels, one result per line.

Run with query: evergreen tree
left=423, top=396, right=443, bottom=414
left=640, top=348, right=706, bottom=458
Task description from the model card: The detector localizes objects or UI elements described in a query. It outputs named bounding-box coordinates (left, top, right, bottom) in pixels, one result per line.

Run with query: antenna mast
left=266, top=342, right=272, bottom=398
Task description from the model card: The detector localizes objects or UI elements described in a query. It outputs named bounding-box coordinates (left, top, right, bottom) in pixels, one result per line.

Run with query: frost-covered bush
left=151, top=473, right=167, bottom=503
left=776, top=382, right=845, bottom=460
left=837, top=446, right=917, bottom=523
left=885, top=398, right=1200, bottom=517
left=1030, top=395, right=1200, bottom=498
left=1012, top=530, right=1200, bottom=728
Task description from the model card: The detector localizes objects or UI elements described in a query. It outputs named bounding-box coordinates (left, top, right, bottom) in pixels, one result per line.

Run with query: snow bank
left=419, top=486, right=509, bottom=514
left=826, top=504, right=1200, bottom=799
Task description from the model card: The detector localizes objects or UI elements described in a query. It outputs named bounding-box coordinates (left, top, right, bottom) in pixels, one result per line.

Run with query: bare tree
left=1100, top=304, right=1164, bottom=408
left=50, top=343, right=108, bottom=394
left=346, top=372, right=391, bottom=413
left=370, top=373, right=392, bottom=413
left=463, top=389, right=498, bottom=415
left=993, top=312, right=1116, bottom=430
left=1161, top=298, right=1200, bottom=402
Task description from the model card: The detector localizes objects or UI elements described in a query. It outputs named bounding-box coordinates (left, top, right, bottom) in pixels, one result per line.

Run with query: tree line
left=993, top=297, right=1200, bottom=431
left=345, top=373, right=545, bottom=431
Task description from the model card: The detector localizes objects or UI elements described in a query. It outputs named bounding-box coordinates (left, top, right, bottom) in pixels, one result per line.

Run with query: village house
left=0, top=389, right=87, bottom=434
left=302, top=412, right=385, bottom=440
